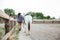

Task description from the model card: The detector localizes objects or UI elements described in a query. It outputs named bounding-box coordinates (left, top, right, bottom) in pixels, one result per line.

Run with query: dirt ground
left=30, top=24, right=60, bottom=40
left=18, top=24, right=60, bottom=40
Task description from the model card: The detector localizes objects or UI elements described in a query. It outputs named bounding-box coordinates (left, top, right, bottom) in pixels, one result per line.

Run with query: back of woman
left=17, top=13, right=24, bottom=31
left=17, top=15, right=24, bottom=23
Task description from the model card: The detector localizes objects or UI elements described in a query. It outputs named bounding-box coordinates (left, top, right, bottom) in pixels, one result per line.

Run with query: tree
left=27, top=12, right=36, bottom=17
left=46, top=16, right=50, bottom=19
left=4, top=8, right=15, bottom=17
left=27, top=12, right=44, bottom=19
left=14, top=15, right=17, bottom=19
left=26, top=12, right=51, bottom=19
left=36, top=12, right=44, bottom=19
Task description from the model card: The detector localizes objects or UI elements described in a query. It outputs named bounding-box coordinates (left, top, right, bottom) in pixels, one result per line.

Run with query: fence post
left=5, top=19, right=10, bottom=40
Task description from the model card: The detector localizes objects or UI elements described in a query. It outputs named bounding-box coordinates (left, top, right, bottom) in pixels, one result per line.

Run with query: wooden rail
left=0, top=10, right=15, bottom=40
left=1, top=27, right=14, bottom=40
left=0, top=10, right=9, bottom=19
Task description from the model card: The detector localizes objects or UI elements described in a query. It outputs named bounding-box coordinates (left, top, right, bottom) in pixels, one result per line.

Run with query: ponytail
left=18, top=13, right=21, bottom=17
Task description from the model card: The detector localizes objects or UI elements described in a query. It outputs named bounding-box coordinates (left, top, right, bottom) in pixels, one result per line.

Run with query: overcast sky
left=0, top=0, right=60, bottom=19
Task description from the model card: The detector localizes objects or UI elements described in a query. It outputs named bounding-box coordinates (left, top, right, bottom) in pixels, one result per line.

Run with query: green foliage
left=0, top=27, right=4, bottom=40
left=36, top=12, right=44, bottom=19
left=43, top=16, right=50, bottom=19
left=26, top=12, right=51, bottom=19
left=46, top=16, right=50, bottom=19
left=14, top=15, right=17, bottom=19
left=4, top=8, right=15, bottom=16
left=27, top=12, right=35, bottom=17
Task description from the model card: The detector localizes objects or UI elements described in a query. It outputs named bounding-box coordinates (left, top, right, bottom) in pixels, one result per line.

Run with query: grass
left=0, top=24, right=19, bottom=40
left=13, top=24, right=19, bottom=40
left=0, top=27, right=5, bottom=40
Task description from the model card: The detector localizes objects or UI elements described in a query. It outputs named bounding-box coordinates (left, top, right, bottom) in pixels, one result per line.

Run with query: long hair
left=18, top=13, right=21, bottom=17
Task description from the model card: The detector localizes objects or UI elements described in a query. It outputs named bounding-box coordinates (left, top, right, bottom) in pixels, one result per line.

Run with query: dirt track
left=30, top=24, right=60, bottom=40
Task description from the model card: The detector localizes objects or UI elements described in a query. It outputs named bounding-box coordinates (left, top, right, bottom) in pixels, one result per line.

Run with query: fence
left=0, top=10, right=15, bottom=40
left=33, top=19, right=60, bottom=24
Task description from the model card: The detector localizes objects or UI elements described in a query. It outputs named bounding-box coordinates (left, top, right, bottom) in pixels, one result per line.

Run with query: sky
left=0, top=0, right=60, bottom=19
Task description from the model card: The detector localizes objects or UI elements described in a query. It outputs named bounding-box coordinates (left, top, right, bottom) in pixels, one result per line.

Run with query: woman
left=17, top=13, right=24, bottom=31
